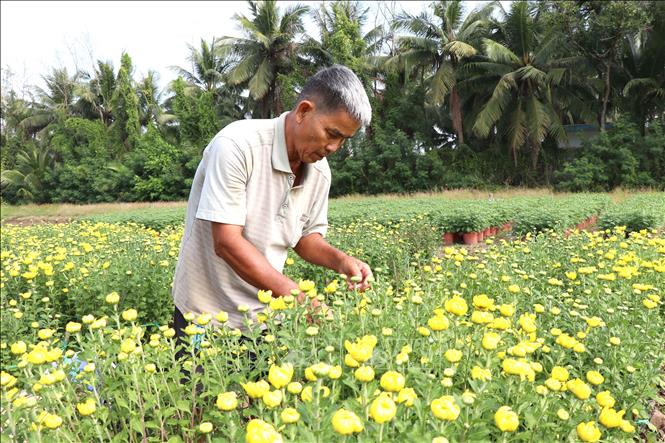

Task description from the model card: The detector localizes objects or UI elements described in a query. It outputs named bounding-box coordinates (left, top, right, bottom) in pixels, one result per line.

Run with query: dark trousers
left=171, top=306, right=204, bottom=392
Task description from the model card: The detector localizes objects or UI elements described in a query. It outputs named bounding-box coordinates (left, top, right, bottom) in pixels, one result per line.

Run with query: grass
left=0, top=189, right=554, bottom=221
left=0, top=188, right=648, bottom=225
left=333, top=187, right=557, bottom=201
left=0, top=201, right=187, bottom=222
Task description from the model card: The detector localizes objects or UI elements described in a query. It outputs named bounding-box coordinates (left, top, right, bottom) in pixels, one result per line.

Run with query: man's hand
left=338, top=256, right=373, bottom=292
left=293, top=233, right=373, bottom=292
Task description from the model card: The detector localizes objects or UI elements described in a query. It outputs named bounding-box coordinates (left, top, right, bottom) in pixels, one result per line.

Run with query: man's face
left=295, top=104, right=361, bottom=163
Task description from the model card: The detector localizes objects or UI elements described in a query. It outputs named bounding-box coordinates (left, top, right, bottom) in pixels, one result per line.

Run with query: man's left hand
left=338, top=256, right=373, bottom=292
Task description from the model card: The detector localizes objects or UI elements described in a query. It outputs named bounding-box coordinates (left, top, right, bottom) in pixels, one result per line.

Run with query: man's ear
left=295, top=100, right=315, bottom=124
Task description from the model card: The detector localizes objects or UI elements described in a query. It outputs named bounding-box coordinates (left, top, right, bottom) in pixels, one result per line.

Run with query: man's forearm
left=217, top=236, right=299, bottom=296
left=294, top=233, right=348, bottom=273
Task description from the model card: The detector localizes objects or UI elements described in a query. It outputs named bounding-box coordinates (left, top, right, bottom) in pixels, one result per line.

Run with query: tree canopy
left=2, top=0, right=664, bottom=203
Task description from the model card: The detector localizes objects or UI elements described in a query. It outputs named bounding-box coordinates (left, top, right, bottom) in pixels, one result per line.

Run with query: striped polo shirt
left=172, top=112, right=330, bottom=329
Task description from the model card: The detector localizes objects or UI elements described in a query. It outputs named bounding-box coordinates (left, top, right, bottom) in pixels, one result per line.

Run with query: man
left=172, top=65, right=373, bottom=332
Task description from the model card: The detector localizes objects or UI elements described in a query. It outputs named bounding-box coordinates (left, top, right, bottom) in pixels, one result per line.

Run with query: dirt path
left=1, top=216, right=74, bottom=227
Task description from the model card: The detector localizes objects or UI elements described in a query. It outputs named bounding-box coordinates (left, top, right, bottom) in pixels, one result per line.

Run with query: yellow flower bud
left=431, top=396, right=460, bottom=421
left=576, top=421, right=602, bottom=442
left=354, top=365, right=375, bottom=382
left=281, top=407, right=300, bottom=424
left=369, top=393, right=397, bottom=423
left=331, top=408, right=363, bottom=435
left=216, top=391, right=238, bottom=411
left=76, top=398, right=96, bottom=416
left=495, top=406, right=519, bottom=432
left=380, top=371, right=405, bottom=392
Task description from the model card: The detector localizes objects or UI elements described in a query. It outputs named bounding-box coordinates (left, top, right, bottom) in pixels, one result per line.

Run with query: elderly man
left=172, top=65, right=373, bottom=332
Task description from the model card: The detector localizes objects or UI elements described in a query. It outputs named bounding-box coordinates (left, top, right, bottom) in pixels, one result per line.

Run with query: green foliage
left=554, top=118, right=664, bottom=192
left=597, top=193, right=665, bottom=232
left=46, top=118, right=131, bottom=203
left=1, top=1, right=663, bottom=204
left=446, top=207, right=489, bottom=232
left=83, top=207, right=187, bottom=231
left=321, top=1, right=366, bottom=72
left=170, top=78, right=219, bottom=150
left=276, top=69, right=305, bottom=112
left=512, top=209, right=564, bottom=235
left=111, top=53, right=141, bottom=152
left=640, top=120, right=665, bottom=186
left=553, top=157, right=608, bottom=192
left=0, top=141, right=54, bottom=203
left=129, top=125, right=189, bottom=201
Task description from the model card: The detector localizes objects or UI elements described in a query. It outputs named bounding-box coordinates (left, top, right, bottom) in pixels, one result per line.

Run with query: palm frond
left=279, top=4, right=309, bottom=36
left=248, top=59, right=273, bottom=100
left=482, top=39, right=519, bottom=65
left=364, top=25, right=387, bottom=55
left=505, top=0, right=536, bottom=58
left=544, top=104, right=565, bottom=141
left=505, top=100, right=527, bottom=151
left=428, top=63, right=456, bottom=106
left=623, top=77, right=659, bottom=95
left=444, top=41, right=477, bottom=59
left=472, top=72, right=517, bottom=137
left=237, top=15, right=271, bottom=47
left=524, top=95, right=550, bottom=143
left=532, top=33, right=562, bottom=67
left=0, top=169, right=27, bottom=189
left=227, top=53, right=262, bottom=85
left=545, top=68, right=567, bottom=86
left=393, top=12, right=443, bottom=39
left=515, top=65, right=546, bottom=84
left=443, top=1, right=465, bottom=35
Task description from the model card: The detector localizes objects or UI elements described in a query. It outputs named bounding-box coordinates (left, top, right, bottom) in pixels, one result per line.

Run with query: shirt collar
left=272, top=111, right=292, bottom=174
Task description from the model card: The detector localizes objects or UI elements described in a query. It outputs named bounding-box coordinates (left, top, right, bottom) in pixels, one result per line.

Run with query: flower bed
left=2, top=216, right=664, bottom=441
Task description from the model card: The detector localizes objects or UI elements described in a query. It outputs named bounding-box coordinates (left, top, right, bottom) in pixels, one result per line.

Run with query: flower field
left=1, top=194, right=664, bottom=442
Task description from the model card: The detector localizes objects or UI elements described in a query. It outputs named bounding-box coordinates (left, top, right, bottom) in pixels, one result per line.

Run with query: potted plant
left=451, top=210, right=486, bottom=245
left=436, top=213, right=456, bottom=245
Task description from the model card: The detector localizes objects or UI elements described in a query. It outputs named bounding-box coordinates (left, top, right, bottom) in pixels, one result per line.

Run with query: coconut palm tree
left=621, top=1, right=665, bottom=133
left=389, top=1, right=496, bottom=146
left=19, top=67, right=81, bottom=138
left=218, top=0, right=309, bottom=118
left=470, top=1, right=583, bottom=170
left=170, top=38, right=230, bottom=92
left=136, top=70, right=165, bottom=128
left=306, top=0, right=387, bottom=93
left=75, top=60, right=116, bottom=127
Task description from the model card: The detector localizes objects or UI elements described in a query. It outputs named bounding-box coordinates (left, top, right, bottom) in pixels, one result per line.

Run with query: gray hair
left=296, top=65, right=372, bottom=127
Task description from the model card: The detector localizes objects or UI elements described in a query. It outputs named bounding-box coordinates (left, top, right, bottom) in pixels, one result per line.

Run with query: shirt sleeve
left=196, top=136, right=251, bottom=225
left=301, top=180, right=330, bottom=238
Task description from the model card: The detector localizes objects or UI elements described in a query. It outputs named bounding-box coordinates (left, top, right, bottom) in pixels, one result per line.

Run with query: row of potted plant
left=442, top=223, right=512, bottom=245
left=436, top=195, right=616, bottom=245
left=436, top=205, right=513, bottom=245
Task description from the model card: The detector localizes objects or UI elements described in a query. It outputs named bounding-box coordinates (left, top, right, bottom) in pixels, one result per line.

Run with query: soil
left=1, top=216, right=73, bottom=227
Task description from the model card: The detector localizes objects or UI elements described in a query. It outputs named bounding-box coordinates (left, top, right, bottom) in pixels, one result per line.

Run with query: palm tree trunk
left=600, top=62, right=611, bottom=132
left=530, top=141, right=540, bottom=171
left=274, top=80, right=283, bottom=116
left=449, top=85, right=464, bottom=146
left=511, top=145, right=518, bottom=168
